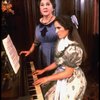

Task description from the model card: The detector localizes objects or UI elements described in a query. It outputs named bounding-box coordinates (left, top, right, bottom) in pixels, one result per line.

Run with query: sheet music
left=2, top=34, right=20, bottom=74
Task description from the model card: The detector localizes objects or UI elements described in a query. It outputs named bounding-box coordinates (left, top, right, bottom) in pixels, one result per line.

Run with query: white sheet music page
left=2, top=34, right=20, bottom=74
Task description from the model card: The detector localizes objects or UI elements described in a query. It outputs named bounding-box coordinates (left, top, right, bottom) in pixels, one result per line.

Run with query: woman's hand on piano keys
left=33, top=77, right=49, bottom=85
left=32, top=69, right=45, bottom=75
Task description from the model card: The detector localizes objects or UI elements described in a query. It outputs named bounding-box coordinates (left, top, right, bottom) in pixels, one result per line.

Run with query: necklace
left=41, top=15, right=54, bottom=25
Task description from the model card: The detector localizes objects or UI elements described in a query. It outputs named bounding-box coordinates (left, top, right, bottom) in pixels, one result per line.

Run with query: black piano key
left=32, top=95, right=38, bottom=99
left=28, top=79, right=33, bottom=82
left=29, top=86, right=35, bottom=90
left=28, top=76, right=33, bottom=79
left=28, top=81, right=33, bottom=85
left=29, top=90, right=36, bottom=95
left=28, top=74, right=33, bottom=77
left=28, top=73, right=32, bottom=76
left=28, top=82, right=33, bottom=86
left=28, top=82, right=33, bottom=85
left=28, top=78, right=33, bottom=81
left=28, top=80, right=34, bottom=83
left=28, top=80, right=33, bottom=83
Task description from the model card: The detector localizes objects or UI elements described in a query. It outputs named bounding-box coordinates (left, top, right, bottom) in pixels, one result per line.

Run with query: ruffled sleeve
left=55, top=44, right=83, bottom=68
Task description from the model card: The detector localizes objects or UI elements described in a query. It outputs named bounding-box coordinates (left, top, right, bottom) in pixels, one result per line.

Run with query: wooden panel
left=55, top=0, right=75, bottom=16
left=78, top=0, right=95, bottom=59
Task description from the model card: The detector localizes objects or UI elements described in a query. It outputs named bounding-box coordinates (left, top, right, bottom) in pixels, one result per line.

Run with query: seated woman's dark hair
left=55, top=15, right=74, bottom=40
left=55, top=15, right=87, bottom=62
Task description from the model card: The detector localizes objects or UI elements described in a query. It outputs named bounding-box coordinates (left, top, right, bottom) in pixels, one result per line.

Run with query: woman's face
left=40, top=0, right=54, bottom=16
left=54, top=21, right=69, bottom=39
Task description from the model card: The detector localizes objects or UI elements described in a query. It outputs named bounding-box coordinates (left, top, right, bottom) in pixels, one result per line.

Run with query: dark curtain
left=93, top=0, right=99, bottom=34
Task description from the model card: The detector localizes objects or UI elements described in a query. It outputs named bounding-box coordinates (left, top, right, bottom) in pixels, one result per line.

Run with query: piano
left=18, top=56, right=44, bottom=100
left=1, top=52, right=44, bottom=100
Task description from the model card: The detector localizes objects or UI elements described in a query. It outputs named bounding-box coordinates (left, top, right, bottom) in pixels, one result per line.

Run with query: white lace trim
left=57, top=37, right=76, bottom=52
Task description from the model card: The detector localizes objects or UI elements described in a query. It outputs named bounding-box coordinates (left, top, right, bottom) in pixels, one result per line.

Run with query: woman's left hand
left=33, top=77, right=48, bottom=86
left=32, top=69, right=45, bottom=75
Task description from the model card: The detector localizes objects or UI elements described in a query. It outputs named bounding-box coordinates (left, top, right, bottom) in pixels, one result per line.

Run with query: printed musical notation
left=2, top=34, right=20, bottom=74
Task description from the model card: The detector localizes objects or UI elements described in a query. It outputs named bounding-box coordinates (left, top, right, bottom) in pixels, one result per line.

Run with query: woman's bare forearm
left=46, top=67, right=74, bottom=81
left=43, top=62, right=57, bottom=72
left=29, top=43, right=35, bottom=53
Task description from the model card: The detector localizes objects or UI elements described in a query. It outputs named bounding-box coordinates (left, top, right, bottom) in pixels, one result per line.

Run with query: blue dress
left=34, top=21, right=58, bottom=69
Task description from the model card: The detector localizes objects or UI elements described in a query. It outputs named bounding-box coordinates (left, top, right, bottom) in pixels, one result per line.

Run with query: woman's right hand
left=33, top=69, right=45, bottom=75
left=19, top=50, right=30, bottom=56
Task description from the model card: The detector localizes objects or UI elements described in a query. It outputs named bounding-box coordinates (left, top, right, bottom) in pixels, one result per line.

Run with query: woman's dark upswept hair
left=55, top=15, right=87, bottom=62
left=38, top=0, right=56, bottom=8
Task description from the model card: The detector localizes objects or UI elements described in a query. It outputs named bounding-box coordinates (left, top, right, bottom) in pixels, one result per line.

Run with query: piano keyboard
left=28, top=61, right=44, bottom=100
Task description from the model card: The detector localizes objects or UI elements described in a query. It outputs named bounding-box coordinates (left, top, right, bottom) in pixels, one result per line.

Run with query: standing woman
left=33, top=15, right=87, bottom=100
left=20, top=0, right=58, bottom=75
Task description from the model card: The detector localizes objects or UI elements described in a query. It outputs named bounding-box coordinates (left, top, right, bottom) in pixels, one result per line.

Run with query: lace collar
left=57, top=36, right=76, bottom=52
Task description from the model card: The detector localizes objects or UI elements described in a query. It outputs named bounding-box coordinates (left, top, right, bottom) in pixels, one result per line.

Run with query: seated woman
left=33, top=15, right=87, bottom=100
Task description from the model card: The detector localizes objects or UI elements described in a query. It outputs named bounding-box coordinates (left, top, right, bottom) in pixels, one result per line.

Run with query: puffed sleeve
left=55, top=45, right=83, bottom=68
